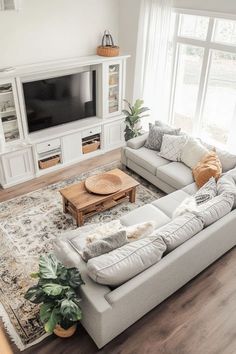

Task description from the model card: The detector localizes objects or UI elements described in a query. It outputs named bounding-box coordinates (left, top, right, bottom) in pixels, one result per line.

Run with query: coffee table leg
left=62, top=197, right=67, bottom=213
left=76, top=211, right=84, bottom=227
left=129, top=188, right=136, bottom=203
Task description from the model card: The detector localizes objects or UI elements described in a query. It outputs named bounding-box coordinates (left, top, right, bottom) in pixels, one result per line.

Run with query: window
left=169, top=12, right=236, bottom=150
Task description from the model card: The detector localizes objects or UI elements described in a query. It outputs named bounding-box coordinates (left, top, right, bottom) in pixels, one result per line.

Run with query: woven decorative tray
left=85, top=173, right=122, bottom=195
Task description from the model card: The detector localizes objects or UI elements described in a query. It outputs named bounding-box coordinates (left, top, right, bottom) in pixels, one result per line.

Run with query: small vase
left=53, top=323, right=77, bottom=338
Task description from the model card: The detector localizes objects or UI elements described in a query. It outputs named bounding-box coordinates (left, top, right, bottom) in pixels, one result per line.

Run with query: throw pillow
left=145, top=123, right=181, bottom=151
left=181, top=138, right=209, bottom=169
left=192, top=151, right=222, bottom=188
left=194, top=177, right=217, bottom=205
left=85, top=219, right=122, bottom=244
left=159, top=134, right=188, bottom=162
left=172, top=196, right=198, bottom=218
left=82, top=230, right=127, bottom=262
left=126, top=221, right=156, bottom=241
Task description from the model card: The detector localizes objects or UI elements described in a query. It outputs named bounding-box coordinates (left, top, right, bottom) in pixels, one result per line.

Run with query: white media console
left=0, top=54, right=129, bottom=188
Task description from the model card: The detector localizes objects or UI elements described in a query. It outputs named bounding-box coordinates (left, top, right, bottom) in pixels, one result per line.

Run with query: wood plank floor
left=1, top=149, right=236, bottom=354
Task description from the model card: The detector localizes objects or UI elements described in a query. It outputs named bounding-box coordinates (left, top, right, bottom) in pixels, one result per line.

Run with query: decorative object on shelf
left=24, top=254, right=84, bottom=338
left=0, top=0, right=19, bottom=11
left=97, top=30, right=120, bottom=57
left=123, top=99, right=150, bottom=141
left=0, top=84, right=12, bottom=93
left=85, top=172, right=122, bottom=195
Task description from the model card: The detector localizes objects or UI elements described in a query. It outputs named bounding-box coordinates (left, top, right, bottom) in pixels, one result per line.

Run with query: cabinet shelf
left=0, top=109, right=16, bottom=117
left=109, top=84, right=119, bottom=88
left=0, top=91, right=13, bottom=96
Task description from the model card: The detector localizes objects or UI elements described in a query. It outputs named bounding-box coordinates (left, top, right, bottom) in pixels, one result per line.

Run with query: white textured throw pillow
left=159, top=134, right=187, bottom=162
left=181, top=138, right=209, bottom=169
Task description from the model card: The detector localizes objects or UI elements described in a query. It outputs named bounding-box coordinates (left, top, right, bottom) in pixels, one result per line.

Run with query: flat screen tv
left=23, top=71, right=96, bottom=133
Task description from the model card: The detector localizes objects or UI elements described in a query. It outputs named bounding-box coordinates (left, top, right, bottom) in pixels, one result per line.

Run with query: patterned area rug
left=0, top=162, right=164, bottom=350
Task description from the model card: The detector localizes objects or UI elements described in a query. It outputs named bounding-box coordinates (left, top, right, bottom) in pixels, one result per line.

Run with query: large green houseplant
left=123, top=99, right=149, bottom=141
left=25, top=254, right=84, bottom=337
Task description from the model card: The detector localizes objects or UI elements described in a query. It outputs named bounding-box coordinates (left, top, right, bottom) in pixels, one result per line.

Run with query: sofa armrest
left=127, top=132, right=148, bottom=150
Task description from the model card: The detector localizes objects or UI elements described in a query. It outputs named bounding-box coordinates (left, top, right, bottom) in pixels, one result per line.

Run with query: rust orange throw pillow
left=193, top=151, right=222, bottom=188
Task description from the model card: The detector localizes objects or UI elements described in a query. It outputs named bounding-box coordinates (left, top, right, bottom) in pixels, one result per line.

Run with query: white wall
left=119, top=0, right=141, bottom=102
left=0, top=0, right=119, bottom=67
left=119, top=0, right=236, bottom=104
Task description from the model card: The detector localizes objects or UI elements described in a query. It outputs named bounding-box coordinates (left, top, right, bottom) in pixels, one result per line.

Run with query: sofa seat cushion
left=120, top=204, right=170, bottom=228
left=87, top=236, right=166, bottom=286
left=156, top=162, right=194, bottom=189
left=152, top=190, right=190, bottom=218
left=182, top=183, right=198, bottom=195
left=125, top=146, right=170, bottom=175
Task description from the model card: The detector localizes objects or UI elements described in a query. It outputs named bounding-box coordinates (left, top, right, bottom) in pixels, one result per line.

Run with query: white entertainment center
left=0, top=54, right=129, bottom=188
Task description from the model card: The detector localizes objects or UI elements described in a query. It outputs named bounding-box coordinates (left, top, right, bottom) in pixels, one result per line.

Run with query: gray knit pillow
left=145, top=123, right=181, bottom=151
left=194, top=177, right=217, bottom=205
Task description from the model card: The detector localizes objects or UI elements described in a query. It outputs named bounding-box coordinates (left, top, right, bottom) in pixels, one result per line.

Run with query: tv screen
left=23, top=71, right=96, bottom=133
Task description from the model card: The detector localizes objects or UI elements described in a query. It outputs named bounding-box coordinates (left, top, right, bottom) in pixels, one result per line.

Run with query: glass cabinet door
left=105, top=61, right=122, bottom=117
left=0, top=81, right=20, bottom=143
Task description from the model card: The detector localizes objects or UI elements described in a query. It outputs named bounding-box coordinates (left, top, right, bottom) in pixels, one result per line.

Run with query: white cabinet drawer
left=36, top=138, right=61, bottom=154
left=81, top=126, right=101, bottom=138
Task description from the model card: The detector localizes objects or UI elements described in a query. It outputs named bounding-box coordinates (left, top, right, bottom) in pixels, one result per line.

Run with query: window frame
left=168, top=8, right=236, bottom=147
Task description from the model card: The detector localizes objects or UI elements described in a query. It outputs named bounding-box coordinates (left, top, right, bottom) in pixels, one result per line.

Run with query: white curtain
left=133, top=0, right=173, bottom=129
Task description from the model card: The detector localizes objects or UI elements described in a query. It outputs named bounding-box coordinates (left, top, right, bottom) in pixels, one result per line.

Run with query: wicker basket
left=82, top=141, right=100, bottom=154
left=39, top=155, right=60, bottom=169
left=97, top=46, right=120, bottom=57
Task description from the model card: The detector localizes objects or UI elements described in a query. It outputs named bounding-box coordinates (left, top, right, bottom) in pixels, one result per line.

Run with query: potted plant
left=123, top=99, right=149, bottom=141
left=24, top=254, right=84, bottom=338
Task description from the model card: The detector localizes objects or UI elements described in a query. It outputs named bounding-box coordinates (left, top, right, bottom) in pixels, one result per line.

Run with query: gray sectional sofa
left=54, top=134, right=236, bottom=348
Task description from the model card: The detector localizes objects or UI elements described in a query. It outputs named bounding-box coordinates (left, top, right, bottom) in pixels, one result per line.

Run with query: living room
left=0, top=0, right=236, bottom=353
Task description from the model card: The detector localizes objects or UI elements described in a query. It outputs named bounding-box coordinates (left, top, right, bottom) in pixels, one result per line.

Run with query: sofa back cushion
left=199, top=138, right=236, bottom=172
left=195, top=193, right=234, bottom=227
left=217, top=168, right=236, bottom=208
left=157, top=212, right=203, bottom=252
left=87, top=236, right=166, bottom=286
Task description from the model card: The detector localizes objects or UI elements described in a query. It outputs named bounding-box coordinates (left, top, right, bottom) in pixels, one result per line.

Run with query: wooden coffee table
left=59, top=168, right=140, bottom=226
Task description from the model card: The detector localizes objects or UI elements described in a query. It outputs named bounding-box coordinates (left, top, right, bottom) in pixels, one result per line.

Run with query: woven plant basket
left=97, top=46, right=120, bottom=57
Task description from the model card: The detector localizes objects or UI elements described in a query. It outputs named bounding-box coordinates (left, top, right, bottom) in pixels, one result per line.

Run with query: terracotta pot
left=53, top=323, right=77, bottom=338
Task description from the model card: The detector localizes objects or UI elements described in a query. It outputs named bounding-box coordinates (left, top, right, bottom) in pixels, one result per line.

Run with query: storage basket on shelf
left=97, top=30, right=119, bottom=57
left=82, top=141, right=100, bottom=154
left=38, top=155, right=60, bottom=169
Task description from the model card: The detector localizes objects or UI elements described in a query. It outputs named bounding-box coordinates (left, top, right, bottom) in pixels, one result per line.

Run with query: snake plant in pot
left=123, top=99, right=150, bottom=141
left=24, top=254, right=84, bottom=338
